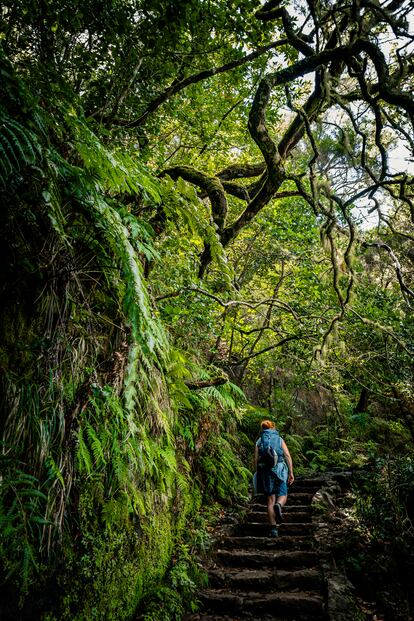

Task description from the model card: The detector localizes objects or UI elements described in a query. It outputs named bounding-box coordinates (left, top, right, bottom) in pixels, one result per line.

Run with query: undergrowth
left=0, top=48, right=250, bottom=621
left=333, top=457, right=414, bottom=620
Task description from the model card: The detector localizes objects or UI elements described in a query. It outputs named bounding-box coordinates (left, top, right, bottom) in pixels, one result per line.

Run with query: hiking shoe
left=274, top=502, right=284, bottom=523
left=269, top=527, right=278, bottom=537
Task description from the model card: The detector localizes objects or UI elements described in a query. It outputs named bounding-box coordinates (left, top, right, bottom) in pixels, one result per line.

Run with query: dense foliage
left=0, top=0, right=413, bottom=619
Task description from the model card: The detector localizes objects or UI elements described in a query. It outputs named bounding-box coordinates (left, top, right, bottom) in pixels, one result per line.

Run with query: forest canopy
left=0, top=0, right=413, bottom=619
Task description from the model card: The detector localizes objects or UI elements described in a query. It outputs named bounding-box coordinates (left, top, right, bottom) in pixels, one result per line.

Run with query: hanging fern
left=85, top=421, right=107, bottom=467
left=199, top=435, right=251, bottom=502
left=70, top=116, right=161, bottom=203
left=45, top=456, right=65, bottom=489
left=76, top=427, right=93, bottom=476
left=0, top=464, right=49, bottom=593
left=0, top=47, right=249, bottom=617
left=0, top=116, right=40, bottom=187
left=160, top=175, right=233, bottom=287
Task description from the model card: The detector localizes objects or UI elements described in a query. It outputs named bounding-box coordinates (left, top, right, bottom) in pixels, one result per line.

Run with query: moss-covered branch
left=109, top=40, right=289, bottom=128
left=161, top=165, right=228, bottom=231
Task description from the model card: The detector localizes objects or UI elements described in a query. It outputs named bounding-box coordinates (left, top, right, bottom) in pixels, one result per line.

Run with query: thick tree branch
left=255, top=3, right=315, bottom=57
left=223, top=34, right=413, bottom=254
left=160, top=4, right=413, bottom=282
left=220, top=181, right=252, bottom=202
left=216, top=162, right=266, bottom=181
left=222, top=181, right=300, bottom=203
left=349, top=308, right=413, bottom=355
left=197, top=162, right=266, bottom=202
left=354, top=39, right=414, bottom=126
left=184, top=376, right=228, bottom=389
left=231, top=334, right=317, bottom=366
left=221, top=177, right=281, bottom=246
left=362, top=241, right=414, bottom=301
left=155, top=285, right=298, bottom=314
left=161, top=165, right=227, bottom=231
left=111, top=40, right=289, bottom=128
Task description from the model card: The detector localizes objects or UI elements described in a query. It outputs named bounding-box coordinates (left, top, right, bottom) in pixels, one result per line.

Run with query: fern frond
left=161, top=175, right=233, bottom=287
left=76, top=427, right=93, bottom=475
left=71, top=120, right=161, bottom=202
left=85, top=422, right=106, bottom=466
left=0, top=116, right=40, bottom=187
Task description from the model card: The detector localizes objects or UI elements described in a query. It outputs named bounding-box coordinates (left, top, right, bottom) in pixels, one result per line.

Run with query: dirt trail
left=189, top=477, right=329, bottom=621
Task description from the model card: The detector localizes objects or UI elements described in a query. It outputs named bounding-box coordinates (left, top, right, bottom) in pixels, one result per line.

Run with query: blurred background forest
left=0, top=0, right=413, bottom=619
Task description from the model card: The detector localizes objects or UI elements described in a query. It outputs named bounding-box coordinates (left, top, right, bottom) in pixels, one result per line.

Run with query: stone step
left=291, top=481, right=325, bottom=490
left=250, top=503, right=312, bottom=513
left=208, top=567, right=322, bottom=592
left=284, top=489, right=317, bottom=498
left=236, top=522, right=314, bottom=537
left=254, top=492, right=315, bottom=505
left=294, top=478, right=325, bottom=485
left=247, top=510, right=312, bottom=523
left=218, top=535, right=313, bottom=551
left=214, top=549, right=324, bottom=570
left=186, top=616, right=248, bottom=621
left=187, top=614, right=320, bottom=621
left=199, top=590, right=325, bottom=619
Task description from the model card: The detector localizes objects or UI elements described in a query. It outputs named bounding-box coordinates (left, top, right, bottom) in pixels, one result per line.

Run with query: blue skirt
left=254, top=467, right=288, bottom=497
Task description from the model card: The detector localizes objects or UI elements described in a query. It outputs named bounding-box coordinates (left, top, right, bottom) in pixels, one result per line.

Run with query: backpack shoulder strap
left=259, top=432, right=267, bottom=451
left=275, top=432, right=283, bottom=457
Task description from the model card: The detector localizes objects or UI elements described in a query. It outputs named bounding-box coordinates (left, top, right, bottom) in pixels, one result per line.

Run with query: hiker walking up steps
left=253, top=420, right=294, bottom=537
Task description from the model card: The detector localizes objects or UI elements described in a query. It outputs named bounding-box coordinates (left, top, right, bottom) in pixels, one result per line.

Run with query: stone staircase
left=188, top=478, right=329, bottom=621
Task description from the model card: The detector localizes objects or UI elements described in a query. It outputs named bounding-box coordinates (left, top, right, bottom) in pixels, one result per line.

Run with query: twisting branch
left=333, top=97, right=379, bottom=186
left=155, top=285, right=300, bottom=316
left=221, top=182, right=300, bottom=203
left=231, top=334, right=318, bottom=366
left=284, top=82, right=321, bottom=210
left=109, top=40, right=289, bottom=128
left=314, top=190, right=357, bottom=361
left=197, top=162, right=266, bottom=203
left=277, top=1, right=355, bottom=158
left=247, top=77, right=282, bottom=177
left=184, top=376, right=228, bottom=390
left=288, top=175, right=319, bottom=215
left=350, top=58, right=388, bottom=181
left=353, top=39, right=414, bottom=127
left=220, top=181, right=252, bottom=202
left=378, top=212, right=414, bottom=243
left=255, top=3, right=315, bottom=57
left=160, top=165, right=227, bottom=231
left=220, top=177, right=282, bottom=246
left=331, top=193, right=356, bottom=306
left=381, top=107, right=414, bottom=163
left=349, top=308, right=413, bottom=355
left=216, top=162, right=266, bottom=180
left=362, top=241, right=414, bottom=301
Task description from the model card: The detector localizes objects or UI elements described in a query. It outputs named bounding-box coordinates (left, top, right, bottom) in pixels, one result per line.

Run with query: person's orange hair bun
left=260, top=420, right=275, bottom=429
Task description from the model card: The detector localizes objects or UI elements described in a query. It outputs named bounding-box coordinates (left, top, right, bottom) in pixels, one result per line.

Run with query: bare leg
left=267, top=494, right=277, bottom=526
left=274, top=494, right=287, bottom=523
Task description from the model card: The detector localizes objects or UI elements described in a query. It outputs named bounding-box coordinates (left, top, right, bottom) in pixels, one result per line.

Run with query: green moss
left=0, top=61, right=253, bottom=620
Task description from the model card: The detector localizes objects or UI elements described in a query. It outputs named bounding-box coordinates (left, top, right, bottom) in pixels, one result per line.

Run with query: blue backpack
left=258, top=429, right=283, bottom=469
